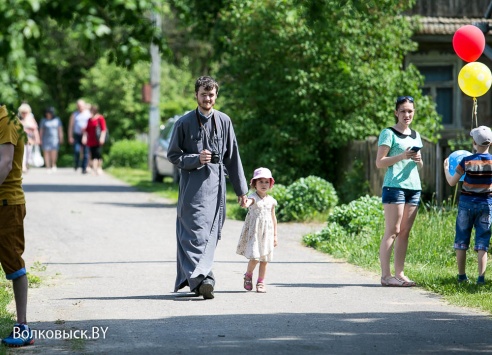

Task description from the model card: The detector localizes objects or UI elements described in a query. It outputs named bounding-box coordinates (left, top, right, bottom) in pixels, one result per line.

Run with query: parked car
left=152, top=115, right=180, bottom=183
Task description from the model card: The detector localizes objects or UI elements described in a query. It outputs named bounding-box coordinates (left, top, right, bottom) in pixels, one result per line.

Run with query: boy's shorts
left=454, top=200, right=492, bottom=251
left=382, top=187, right=421, bottom=206
left=0, top=204, right=27, bottom=280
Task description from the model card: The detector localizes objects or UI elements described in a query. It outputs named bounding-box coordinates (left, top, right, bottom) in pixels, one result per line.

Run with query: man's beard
left=198, top=101, right=214, bottom=112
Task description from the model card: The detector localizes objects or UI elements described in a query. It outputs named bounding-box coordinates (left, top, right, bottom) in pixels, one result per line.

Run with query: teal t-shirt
left=378, top=127, right=422, bottom=190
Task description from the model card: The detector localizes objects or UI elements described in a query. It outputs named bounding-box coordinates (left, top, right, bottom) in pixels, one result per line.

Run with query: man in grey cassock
left=167, top=76, right=248, bottom=299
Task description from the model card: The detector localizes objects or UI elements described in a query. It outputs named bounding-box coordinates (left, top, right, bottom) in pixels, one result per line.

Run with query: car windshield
left=161, top=120, right=175, bottom=140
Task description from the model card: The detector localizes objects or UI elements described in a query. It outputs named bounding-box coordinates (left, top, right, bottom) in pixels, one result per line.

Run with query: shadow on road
left=24, top=312, right=492, bottom=354
left=23, top=184, right=138, bottom=193
left=94, top=201, right=176, bottom=208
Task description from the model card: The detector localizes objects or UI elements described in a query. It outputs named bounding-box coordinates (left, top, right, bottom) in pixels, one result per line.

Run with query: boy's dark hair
left=195, top=76, right=219, bottom=95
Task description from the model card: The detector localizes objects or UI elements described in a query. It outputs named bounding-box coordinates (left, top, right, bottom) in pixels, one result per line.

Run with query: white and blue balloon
left=448, top=150, right=472, bottom=182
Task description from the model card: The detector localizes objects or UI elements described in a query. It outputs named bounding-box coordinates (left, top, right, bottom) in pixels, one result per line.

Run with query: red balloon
left=453, top=25, right=485, bottom=62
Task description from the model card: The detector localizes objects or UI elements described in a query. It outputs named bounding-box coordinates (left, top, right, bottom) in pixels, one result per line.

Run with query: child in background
left=444, top=126, right=492, bottom=285
left=237, top=167, right=278, bottom=293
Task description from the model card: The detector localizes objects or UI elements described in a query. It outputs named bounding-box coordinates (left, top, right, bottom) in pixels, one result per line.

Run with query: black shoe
left=199, top=282, right=214, bottom=300
left=457, top=274, right=469, bottom=283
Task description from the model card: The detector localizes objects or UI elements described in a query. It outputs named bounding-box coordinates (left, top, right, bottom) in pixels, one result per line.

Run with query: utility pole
left=148, top=11, right=161, bottom=170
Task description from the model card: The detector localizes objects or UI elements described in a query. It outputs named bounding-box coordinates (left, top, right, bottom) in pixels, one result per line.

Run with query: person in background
left=68, top=99, right=91, bottom=174
left=17, top=103, right=40, bottom=173
left=0, top=104, right=34, bottom=347
left=167, top=76, right=248, bottom=300
left=39, top=107, right=63, bottom=173
left=82, top=105, right=107, bottom=175
left=444, top=126, right=492, bottom=285
left=376, top=96, right=423, bottom=287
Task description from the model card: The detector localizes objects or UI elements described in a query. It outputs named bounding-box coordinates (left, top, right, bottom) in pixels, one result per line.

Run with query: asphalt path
left=12, top=167, right=492, bottom=354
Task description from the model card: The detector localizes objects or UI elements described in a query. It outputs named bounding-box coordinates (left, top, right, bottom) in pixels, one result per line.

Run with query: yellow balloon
left=458, top=62, right=492, bottom=97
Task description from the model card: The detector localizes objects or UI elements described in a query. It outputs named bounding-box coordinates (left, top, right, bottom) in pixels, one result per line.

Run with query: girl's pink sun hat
left=250, top=167, right=275, bottom=187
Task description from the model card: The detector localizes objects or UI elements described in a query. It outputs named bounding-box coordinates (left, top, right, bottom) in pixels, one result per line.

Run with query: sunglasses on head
left=396, top=96, right=414, bottom=104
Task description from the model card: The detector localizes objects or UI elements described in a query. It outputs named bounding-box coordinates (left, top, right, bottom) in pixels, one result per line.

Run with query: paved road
left=13, top=168, right=492, bottom=354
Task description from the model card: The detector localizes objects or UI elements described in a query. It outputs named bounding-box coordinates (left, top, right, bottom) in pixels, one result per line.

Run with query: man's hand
left=200, top=149, right=212, bottom=165
left=238, top=194, right=247, bottom=207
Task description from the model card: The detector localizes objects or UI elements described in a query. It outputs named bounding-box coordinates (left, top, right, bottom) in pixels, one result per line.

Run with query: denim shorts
left=455, top=200, right=492, bottom=251
left=381, top=187, right=421, bottom=205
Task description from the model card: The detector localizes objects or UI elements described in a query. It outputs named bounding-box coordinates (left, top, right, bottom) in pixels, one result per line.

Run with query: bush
left=337, top=159, right=370, bottom=204
left=269, top=184, right=288, bottom=220
left=278, top=176, right=338, bottom=222
left=303, top=222, right=346, bottom=249
left=327, top=195, right=383, bottom=235
left=107, top=140, right=147, bottom=169
left=303, top=195, right=383, bottom=258
left=57, top=153, right=74, bottom=168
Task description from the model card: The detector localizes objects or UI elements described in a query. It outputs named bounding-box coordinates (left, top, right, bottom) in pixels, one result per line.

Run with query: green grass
left=0, top=262, right=48, bottom=351
left=107, top=167, right=179, bottom=201
left=0, top=273, right=13, bottom=354
left=304, top=201, right=492, bottom=314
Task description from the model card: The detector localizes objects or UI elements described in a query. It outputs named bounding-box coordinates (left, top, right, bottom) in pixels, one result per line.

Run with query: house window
left=418, top=65, right=454, bottom=126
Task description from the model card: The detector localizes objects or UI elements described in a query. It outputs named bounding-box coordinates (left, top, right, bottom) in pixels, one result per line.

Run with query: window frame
left=406, top=54, right=462, bottom=129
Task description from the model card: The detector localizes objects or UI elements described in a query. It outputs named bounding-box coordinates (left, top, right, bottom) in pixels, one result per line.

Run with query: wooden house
left=355, top=1, right=492, bottom=202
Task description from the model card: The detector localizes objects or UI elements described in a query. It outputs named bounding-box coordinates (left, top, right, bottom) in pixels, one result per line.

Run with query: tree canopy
left=0, top=0, right=442, bottom=187
left=0, top=0, right=165, bottom=114
left=206, top=0, right=441, bottom=183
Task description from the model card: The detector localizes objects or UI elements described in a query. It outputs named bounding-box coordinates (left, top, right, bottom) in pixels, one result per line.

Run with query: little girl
left=236, top=167, right=278, bottom=293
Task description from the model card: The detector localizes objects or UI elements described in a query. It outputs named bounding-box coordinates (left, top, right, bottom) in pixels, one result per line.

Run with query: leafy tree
left=0, top=0, right=166, bottom=113
left=167, top=0, right=230, bottom=74
left=79, top=57, right=196, bottom=140
left=214, top=0, right=441, bottom=184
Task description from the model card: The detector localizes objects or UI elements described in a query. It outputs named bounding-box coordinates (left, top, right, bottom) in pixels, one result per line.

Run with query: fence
left=346, top=136, right=452, bottom=202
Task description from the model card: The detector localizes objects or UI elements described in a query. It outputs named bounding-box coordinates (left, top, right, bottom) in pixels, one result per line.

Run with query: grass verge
left=107, top=167, right=179, bottom=201
left=0, top=262, right=46, bottom=352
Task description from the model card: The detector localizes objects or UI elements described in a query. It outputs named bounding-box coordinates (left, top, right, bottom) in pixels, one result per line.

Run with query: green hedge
left=304, top=195, right=383, bottom=249
left=107, top=140, right=147, bottom=169
left=275, top=176, right=338, bottom=222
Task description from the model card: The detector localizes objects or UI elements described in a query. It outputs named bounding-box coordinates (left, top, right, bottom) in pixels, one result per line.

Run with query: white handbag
left=29, top=145, right=44, bottom=167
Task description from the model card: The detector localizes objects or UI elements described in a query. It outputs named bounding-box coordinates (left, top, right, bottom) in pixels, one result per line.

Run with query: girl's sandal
left=243, top=275, right=253, bottom=291
left=256, top=282, right=266, bottom=293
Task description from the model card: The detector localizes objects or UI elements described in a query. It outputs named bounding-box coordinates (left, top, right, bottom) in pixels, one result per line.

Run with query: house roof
left=416, top=16, right=492, bottom=36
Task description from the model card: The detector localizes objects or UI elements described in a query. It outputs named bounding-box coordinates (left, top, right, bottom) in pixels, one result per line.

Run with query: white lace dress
left=236, top=193, right=277, bottom=262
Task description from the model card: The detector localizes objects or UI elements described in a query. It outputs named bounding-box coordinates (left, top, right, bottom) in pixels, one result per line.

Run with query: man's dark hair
left=195, top=76, right=219, bottom=95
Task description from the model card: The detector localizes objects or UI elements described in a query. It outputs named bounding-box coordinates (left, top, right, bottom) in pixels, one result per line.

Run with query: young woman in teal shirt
left=376, top=96, right=423, bottom=287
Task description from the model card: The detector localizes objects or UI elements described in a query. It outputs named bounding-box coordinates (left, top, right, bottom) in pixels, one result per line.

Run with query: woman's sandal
left=256, top=282, right=266, bottom=293
left=243, top=275, right=253, bottom=291
left=396, top=276, right=416, bottom=287
left=381, top=276, right=412, bottom=287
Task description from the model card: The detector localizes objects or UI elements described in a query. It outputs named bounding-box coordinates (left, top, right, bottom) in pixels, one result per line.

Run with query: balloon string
left=473, top=97, right=478, bottom=128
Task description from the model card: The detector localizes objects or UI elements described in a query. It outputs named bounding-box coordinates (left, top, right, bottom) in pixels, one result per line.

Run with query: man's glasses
left=396, top=96, right=414, bottom=104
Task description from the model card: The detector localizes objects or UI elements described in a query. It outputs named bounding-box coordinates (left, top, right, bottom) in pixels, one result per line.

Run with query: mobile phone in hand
left=410, top=146, right=422, bottom=152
